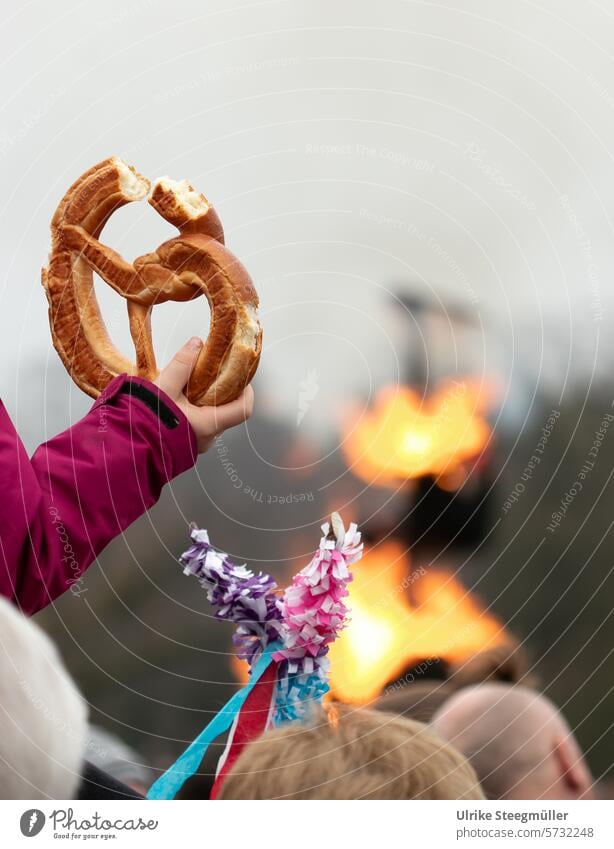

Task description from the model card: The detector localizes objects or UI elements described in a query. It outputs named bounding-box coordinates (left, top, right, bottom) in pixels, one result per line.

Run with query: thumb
left=156, top=337, right=203, bottom=399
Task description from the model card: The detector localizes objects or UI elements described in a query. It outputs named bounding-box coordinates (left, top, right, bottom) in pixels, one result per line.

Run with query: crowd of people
left=0, top=592, right=597, bottom=800
left=0, top=340, right=600, bottom=800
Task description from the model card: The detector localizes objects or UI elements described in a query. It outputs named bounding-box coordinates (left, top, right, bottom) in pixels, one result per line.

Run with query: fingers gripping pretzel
left=42, top=157, right=262, bottom=406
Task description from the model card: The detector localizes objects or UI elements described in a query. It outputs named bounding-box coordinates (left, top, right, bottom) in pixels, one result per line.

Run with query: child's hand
left=155, top=337, right=254, bottom=454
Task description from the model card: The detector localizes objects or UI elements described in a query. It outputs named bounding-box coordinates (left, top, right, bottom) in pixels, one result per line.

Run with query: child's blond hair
left=219, top=703, right=485, bottom=799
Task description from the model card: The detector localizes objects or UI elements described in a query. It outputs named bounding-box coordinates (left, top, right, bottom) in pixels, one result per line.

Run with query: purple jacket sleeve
left=0, top=374, right=198, bottom=614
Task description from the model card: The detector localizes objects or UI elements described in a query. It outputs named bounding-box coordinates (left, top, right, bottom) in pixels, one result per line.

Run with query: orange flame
left=231, top=653, right=249, bottom=686
left=327, top=542, right=506, bottom=703
left=342, top=380, right=493, bottom=488
left=229, top=541, right=506, bottom=705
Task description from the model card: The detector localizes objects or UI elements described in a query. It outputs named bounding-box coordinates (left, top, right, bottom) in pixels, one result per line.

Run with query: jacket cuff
left=92, top=374, right=198, bottom=476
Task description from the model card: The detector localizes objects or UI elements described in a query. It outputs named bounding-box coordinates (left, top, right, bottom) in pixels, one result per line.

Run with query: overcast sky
left=2, top=0, right=614, bottom=445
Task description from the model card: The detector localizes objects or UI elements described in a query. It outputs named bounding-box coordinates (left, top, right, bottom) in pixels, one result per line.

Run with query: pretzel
left=42, top=156, right=262, bottom=406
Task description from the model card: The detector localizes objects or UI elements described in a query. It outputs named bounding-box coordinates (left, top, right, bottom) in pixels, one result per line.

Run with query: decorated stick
left=148, top=514, right=362, bottom=800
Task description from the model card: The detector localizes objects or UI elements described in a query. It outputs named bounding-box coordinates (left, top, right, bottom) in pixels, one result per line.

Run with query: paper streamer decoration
left=146, top=641, right=282, bottom=800
left=149, top=514, right=362, bottom=799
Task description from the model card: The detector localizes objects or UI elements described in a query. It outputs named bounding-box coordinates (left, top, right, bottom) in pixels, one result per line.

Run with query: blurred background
left=1, top=0, right=614, bottom=784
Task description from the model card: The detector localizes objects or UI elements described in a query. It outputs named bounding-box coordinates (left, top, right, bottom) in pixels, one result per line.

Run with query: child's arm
left=0, top=338, right=253, bottom=614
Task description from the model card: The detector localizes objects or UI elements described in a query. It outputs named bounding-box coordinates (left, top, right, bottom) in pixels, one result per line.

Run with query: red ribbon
left=210, top=659, right=278, bottom=799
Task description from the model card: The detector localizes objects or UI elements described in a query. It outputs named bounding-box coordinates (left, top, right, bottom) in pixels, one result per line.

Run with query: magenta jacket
left=0, top=374, right=197, bottom=614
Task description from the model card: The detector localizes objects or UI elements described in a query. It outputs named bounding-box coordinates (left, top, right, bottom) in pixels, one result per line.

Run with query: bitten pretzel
left=42, top=156, right=262, bottom=406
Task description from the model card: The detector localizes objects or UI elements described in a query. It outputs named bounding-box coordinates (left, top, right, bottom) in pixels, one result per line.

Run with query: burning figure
left=328, top=542, right=507, bottom=703
left=343, top=379, right=493, bottom=489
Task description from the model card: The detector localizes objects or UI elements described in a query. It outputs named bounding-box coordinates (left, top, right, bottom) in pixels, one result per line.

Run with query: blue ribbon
left=147, top=641, right=282, bottom=800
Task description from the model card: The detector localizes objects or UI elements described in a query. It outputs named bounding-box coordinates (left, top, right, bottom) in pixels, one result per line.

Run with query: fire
left=342, top=379, right=493, bottom=488
left=231, top=653, right=249, bottom=685
left=229, top=541, right=506, bottom=705
left=327, top=542, right=506, bottom=703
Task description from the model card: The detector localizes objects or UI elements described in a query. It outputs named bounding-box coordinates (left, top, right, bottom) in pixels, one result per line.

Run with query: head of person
left=447, top=643, right=535, bottom=690
left=432, top=683, right=594, bottom=800
left=375, top=643, right=533, bottom=724
left=376, top=679, right=455, bottom=723
left=218, top=703, right=485, bottom=799
left=0, top=598, right=87, bottom=798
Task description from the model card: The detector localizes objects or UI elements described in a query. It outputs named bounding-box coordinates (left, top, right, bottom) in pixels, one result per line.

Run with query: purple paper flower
left=179, top=528, right=282, bottom=666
